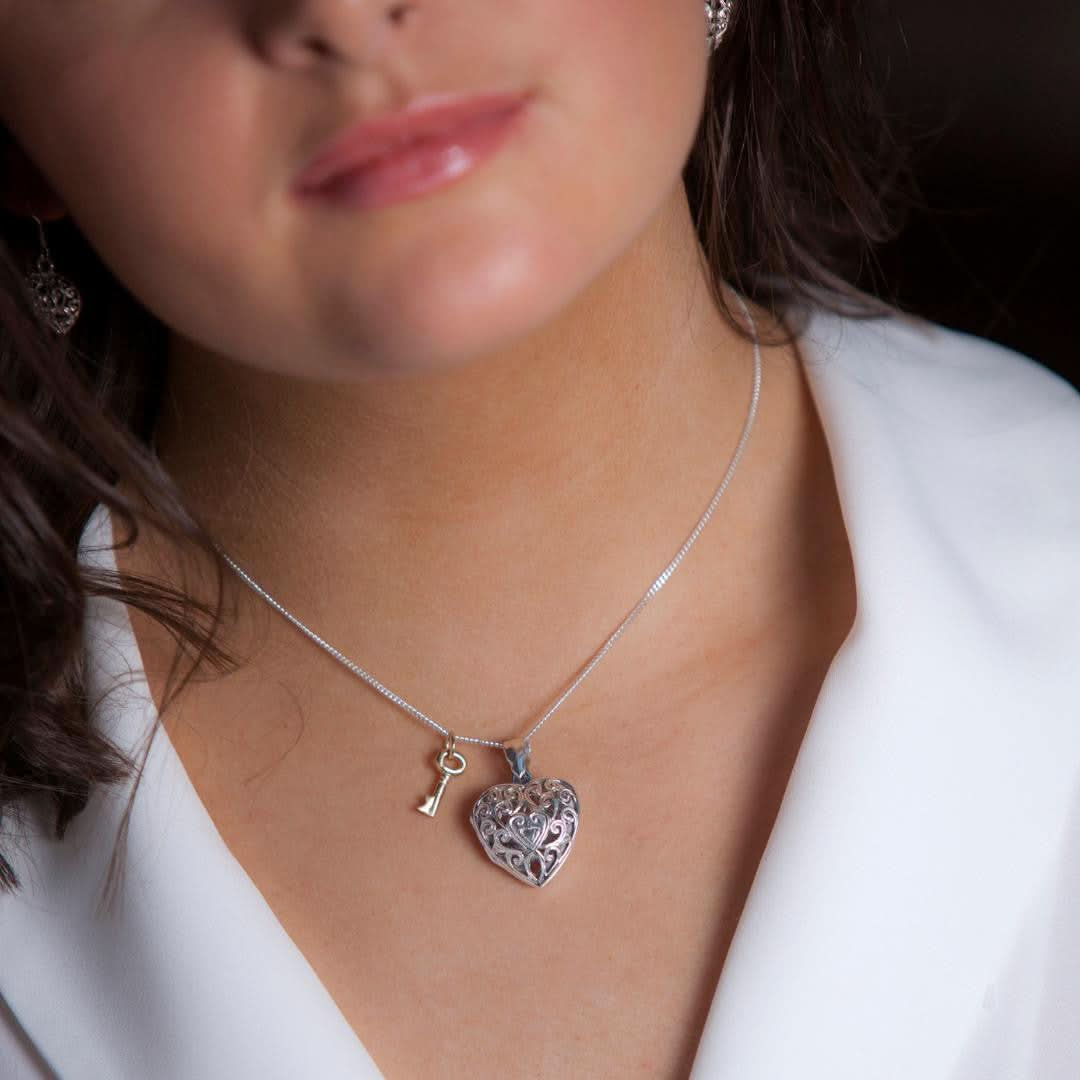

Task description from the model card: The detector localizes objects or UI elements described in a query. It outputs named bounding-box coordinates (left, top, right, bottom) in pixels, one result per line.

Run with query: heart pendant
left=470, top=741, right=580, bottom=889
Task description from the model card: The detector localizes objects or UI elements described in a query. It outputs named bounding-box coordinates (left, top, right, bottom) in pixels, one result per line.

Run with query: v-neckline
left=31, top=299, right=1080, bottom=1078
left=78, top=302, right=858, bottom=1079
left=75, top=303, right=917, bottom=1077
left=76, top=300, right=851, bottom=1075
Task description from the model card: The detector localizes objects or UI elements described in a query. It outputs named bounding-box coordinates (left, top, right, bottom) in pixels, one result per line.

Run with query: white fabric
left=3, top=303, right=1080, bottom=1078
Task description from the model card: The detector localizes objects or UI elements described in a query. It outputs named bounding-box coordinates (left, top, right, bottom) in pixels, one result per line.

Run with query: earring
left=27, top=215, right=82, bottom=336
left=705, top=0, right=733, bottom=52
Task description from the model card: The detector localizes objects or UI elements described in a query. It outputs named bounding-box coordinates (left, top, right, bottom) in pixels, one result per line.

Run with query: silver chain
left=215, top=291, right=762, bottom=752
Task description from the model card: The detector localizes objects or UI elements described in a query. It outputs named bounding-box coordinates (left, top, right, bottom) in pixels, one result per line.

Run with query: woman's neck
left=126, top=188, right=831, bottom=741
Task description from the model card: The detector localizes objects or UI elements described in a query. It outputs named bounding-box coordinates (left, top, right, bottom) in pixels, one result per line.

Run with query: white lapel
left=688, top=305, right=1080, bottom=1077
left=1, top=512, right=385, bottom=1077
left=3, top=304, right=1079, bottom=1079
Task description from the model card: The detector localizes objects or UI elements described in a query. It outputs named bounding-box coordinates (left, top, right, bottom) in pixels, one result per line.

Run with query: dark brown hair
left=0, top=1, right=918, bottom=898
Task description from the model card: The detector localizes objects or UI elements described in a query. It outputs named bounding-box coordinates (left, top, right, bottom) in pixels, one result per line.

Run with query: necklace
left=215, top=293, right=762, bottom=888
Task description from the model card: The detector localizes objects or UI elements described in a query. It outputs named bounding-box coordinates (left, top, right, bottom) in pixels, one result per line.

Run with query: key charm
left=417, top=732, right=467, bottom=817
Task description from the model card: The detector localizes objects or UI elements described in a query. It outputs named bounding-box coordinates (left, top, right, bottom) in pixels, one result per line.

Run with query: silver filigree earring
left=706, top=0, right=734, bottom=51
left=28, top=215, right=82, bottom=336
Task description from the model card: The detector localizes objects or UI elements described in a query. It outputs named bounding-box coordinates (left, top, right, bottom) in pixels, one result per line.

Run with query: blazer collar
left=689, top=304, right=1080, bottom=1075
left=5, top=303, right=1079, bottom=1078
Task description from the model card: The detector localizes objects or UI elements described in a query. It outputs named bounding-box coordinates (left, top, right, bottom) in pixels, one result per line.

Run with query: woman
left=1, top=2, right=1078, bottom=1077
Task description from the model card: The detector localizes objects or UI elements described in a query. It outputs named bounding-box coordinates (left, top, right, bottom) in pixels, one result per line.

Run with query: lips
left=293, top=90, right=531, bottom=195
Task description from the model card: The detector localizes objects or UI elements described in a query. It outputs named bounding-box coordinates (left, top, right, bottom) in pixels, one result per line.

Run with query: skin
left=0, top=0, right=847, bottom=743
left=0, top=4, right=859, bottom=1074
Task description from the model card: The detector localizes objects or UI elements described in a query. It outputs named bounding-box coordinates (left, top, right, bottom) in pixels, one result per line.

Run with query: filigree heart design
left=29, top=270, right=82, bottom=335
left=470, top=776, right=580, bottom=889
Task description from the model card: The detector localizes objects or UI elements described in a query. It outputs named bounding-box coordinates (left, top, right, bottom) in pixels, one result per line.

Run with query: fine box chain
left=215, top=292, right=763, bottom=751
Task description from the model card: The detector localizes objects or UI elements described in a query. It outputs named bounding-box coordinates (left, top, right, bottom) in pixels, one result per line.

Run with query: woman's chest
left=158, top=629, right=837, bottom=1080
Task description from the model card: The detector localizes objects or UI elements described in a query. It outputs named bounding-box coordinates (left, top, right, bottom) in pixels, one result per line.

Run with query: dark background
left=859, top=0, right=1078, bottom=387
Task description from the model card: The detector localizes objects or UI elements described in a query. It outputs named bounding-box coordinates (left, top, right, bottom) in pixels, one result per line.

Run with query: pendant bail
left=501, top=738, right=533, bottom=784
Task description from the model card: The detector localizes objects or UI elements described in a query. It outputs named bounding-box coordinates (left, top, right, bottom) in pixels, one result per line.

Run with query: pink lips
left=292, top=90, right=531, bottom=198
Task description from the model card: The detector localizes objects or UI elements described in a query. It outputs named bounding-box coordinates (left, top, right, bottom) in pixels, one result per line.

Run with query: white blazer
left=3, top=303, right=1080, bottom=1079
